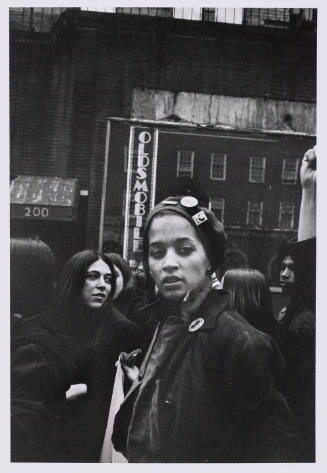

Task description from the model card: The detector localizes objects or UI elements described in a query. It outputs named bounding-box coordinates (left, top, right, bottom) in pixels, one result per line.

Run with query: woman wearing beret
left=112, top=196, right=307, bottom=463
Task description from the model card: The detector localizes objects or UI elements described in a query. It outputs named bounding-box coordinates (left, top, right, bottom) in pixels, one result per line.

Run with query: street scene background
left=10, top=5, right=316, bottom=316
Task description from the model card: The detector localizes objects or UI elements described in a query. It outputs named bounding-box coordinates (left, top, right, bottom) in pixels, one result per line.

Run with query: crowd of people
left=10, top=147, right=316, bottom=462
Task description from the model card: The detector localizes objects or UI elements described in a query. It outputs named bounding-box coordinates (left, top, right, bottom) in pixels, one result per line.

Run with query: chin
left=88, top=302, right=104, bottom=309
left=161, top=288, right=186, bottom=302
left=281, top=285, right=290, bottom=294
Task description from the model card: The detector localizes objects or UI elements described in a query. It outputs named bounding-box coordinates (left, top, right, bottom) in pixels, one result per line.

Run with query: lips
left=92, top=293, right=106, bottom=299
left=280, top=281, right=291, bottom=289
left=162, top=276, right=183, bottom=285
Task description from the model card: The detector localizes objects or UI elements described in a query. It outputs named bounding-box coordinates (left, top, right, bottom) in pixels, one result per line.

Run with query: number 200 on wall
left=24, top=206, right=49, bottom=218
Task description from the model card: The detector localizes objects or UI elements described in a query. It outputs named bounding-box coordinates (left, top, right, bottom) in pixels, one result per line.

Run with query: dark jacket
left=11, top=304, right=142, bottom=462
left=11, top=314, right=74, bottom=462
left=278, top=237, right=316, bottom=458
left=113, top=289, right=307, bottom=463
left=278, top=301, right=315, bottom=459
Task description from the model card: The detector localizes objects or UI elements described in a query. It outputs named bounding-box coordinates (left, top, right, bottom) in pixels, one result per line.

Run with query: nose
left=96, top=276, right=107, bottom=289
left=162, top=248, right=179, bottom=273
left=281, top=268, right=289, bottom=279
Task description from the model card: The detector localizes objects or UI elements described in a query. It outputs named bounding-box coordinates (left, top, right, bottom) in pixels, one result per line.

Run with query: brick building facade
left=10, top=8, right=316, bottom=282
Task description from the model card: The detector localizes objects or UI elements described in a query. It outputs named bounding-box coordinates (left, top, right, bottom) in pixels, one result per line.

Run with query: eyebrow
left=149, top=237, right=194, bottom=246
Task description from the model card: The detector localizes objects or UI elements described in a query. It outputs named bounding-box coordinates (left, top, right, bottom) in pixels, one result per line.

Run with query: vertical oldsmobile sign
left=123, top=126, right=159, bottom=262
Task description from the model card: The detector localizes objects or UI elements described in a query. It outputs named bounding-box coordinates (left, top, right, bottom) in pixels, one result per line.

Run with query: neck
left=160, top=275, right=213, bottom=319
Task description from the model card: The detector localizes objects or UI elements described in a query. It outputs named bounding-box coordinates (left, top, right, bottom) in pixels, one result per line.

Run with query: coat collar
left=187, top=289, right=231, bottom=331
left=139, top=287, right=231, bottom=331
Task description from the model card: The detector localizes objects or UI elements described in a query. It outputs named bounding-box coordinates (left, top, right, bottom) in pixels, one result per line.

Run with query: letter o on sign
left=138, top=131, right=151, bottom=144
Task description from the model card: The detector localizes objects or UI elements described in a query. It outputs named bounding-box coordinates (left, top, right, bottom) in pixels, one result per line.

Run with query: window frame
left=246, top=200, right=263, bottom=226
left=210, top=152, right=227, bottom=181
left=208, top=197, right=225, bottom=224
left=282, top=158, right=299, bottom=185
left=278, top=201, right=295, bottom=230
left=249, top=156, right=266, bottom=183
left=176, top=150, right=194, bottom=178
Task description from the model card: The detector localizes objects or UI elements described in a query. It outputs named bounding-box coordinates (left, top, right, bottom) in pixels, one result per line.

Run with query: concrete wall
left=132, top=88, right=316, bottom=135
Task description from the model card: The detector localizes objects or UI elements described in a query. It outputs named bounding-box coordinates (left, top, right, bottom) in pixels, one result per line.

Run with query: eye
left=176, top=241, right=195, bottom=256
left=104, top=275, right=112, bottom=284
left=149, top=248, right=165, bottom=259
left=86, top=272, right=98, bottom=281
left=178, top=246, right=193, bottom=256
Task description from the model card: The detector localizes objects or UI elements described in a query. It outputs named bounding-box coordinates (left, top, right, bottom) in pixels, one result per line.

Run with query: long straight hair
left=222, top=268, right=273, bottom=323
left=53, top=250, right=116, bottom=321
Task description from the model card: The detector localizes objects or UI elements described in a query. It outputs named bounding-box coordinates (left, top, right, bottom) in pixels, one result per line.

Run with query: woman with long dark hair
left=11, top=249, right=141, bottom=462
left=222, top=268, right=277, bottom=336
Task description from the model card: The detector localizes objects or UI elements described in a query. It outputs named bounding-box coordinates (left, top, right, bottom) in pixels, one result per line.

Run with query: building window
left=209, top=197, right=225, bottom=223
left=249, top=156, right=266, bottom=183
left=116, top=7, right=173, bottom=18
left=210, top=153, right=226, bottom=180
left=177, top=150, right=194, bottom=177
left=247, top=201, right=263, bottom=226
left=279, top=202, right=295, bottom=230
left=282, top=158, right=299, bottom=184
left=202, top=8, right=216, bottom=21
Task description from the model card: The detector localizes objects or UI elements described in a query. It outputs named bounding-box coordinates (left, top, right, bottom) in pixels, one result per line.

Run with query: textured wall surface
left=132, top=88, right=316, bottom=134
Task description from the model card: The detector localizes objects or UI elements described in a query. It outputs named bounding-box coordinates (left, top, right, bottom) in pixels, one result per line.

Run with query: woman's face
left=81, top=258, right=112, bottom=309
left=113, top=264, right=124, bottom=300
left=148, top=214, right=210, bottom=302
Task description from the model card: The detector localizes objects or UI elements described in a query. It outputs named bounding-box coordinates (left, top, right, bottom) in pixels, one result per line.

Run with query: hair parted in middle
left=53, top=249, right=116, bottom=315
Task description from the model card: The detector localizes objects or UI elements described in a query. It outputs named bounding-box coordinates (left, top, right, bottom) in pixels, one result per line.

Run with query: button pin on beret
left=143, top=195, right=227, bottom=271
left=180, top=196, right=199, bottom=208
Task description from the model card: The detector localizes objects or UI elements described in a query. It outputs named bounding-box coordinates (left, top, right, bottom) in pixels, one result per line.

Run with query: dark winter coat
left=278, top=237, right=316, bottom=459
left=113, top=288, right=307, bottom=463
left=11, top=304, right=142, bottom=462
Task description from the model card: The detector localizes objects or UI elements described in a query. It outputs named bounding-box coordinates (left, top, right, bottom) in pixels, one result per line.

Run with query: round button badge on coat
left=188, top=317, right=204, bottom=332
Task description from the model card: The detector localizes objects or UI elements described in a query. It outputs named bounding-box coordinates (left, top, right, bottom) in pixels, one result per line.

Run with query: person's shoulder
left=108, top=303, right=142, bottom=337
left=205, top=307, right=282, bottom=376
left=214, top=306, right=275, bottom=351
left=288, top=305, right=315, bottom=335
left=13, top=312, right=58, bottom=340
left=216, top=304, right=253, bottom=333
left=12, top=313, right=75, bottom=381
left=203, top=290, right=262, bottom=337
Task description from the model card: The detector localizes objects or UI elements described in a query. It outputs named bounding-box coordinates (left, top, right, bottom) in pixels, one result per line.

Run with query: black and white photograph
left=6, top=1, right=324, bottom=468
